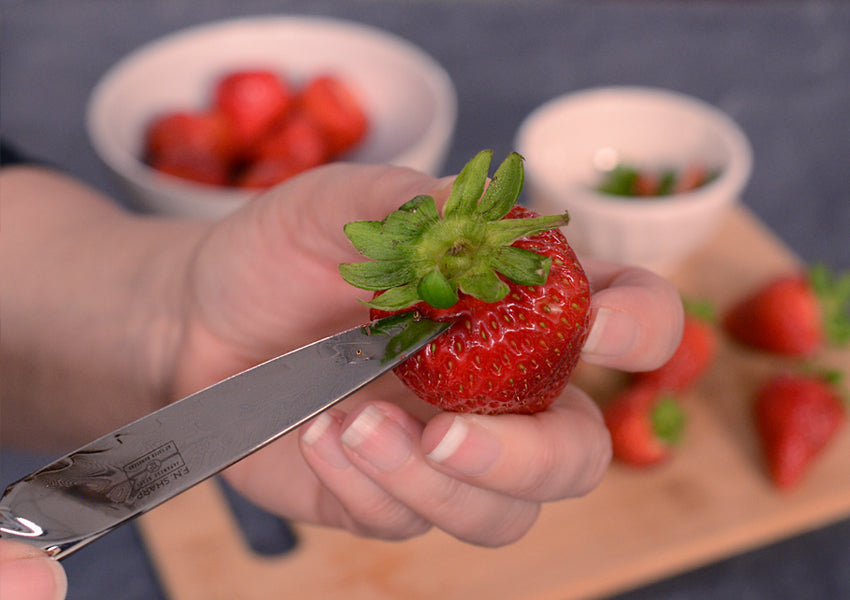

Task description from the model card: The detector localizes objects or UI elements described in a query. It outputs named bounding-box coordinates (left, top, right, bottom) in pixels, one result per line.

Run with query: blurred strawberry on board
left=603, top=383, right=687, bottom=467
left=724, top=265, right=850, bottom=356
left=754, top=370, right=846, bottom=490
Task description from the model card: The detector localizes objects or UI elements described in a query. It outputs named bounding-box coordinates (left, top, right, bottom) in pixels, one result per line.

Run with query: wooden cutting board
left=136, top=205, right=850, bottom=600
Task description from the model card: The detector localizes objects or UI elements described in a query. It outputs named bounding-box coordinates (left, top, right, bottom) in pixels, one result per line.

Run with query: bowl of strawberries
left=87, top=15, right=457, bottom=218
left=515, top=86, right=752, bottom=275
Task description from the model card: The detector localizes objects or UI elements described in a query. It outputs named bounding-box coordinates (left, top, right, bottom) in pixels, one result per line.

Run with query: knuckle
left=346, top=499, right=432, bottom=541
left=571, top=428, right=612, bottom=498
left=341, top=493, right=429, bottom=541
left=513, top=442, right=561, bottom=499
left=457, top=501, right=541, bottom=548
left=524, top=405, right=612, bottom=501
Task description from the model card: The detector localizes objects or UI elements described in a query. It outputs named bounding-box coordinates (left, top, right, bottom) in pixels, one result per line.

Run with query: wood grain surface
left=137, top=206, right=850, bottom=600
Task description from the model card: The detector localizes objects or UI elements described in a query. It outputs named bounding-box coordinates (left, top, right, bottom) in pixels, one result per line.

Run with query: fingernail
left=425, top=416, right=500, bottom=476
left=302, top=411, right=350, bottom=469
left=582, top=306, right=640, bottom=358
left=0, top=553, right=67, bottom=600
left=341, top=405, right=412, bottom=472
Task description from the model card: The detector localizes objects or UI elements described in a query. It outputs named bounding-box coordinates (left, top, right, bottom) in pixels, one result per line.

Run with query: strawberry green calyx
left=682, top=296, right=715, bottom=323
left=800, top=365, right=847, bottom=403
left=339, top=151, right=570, bottom=310
left=809, top=263, right=850, bottom=347
left=651, top=396, right=686, bottom=446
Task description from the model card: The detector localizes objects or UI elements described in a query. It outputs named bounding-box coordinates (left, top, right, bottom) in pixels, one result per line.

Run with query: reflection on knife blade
left=0, top=312, right=451, bottom=559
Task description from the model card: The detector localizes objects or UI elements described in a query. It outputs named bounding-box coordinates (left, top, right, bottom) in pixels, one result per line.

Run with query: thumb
left=253, top=162, right=453, bottom=264
left=0, top=540, right=67, bottom=600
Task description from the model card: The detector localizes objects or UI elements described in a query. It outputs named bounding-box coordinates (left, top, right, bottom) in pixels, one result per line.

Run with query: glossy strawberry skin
left=634, top=314, right=716, bottom=393
left=754, top=373, right=845, bottom=489
left=371, top=206, right=590, bottom=415
left=724, top=274, right=822, bottom=356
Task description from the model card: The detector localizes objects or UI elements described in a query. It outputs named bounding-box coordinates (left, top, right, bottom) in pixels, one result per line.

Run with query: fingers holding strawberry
left=296, top=387, right=609, bottom=547
left=296, top=405, right=436, bottom=542
left=338, top=151, right=681, bottom=417
left=313, top=401, right=542, bottom=547
left=340, top=151, right=590, bottom=415
left=192, top=153, right=685, bottom=546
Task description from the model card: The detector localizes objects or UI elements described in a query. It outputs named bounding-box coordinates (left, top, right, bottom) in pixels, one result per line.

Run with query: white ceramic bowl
left=515, top=86, right=752, bottom=274
left=87, top=16, right=457, bottom=219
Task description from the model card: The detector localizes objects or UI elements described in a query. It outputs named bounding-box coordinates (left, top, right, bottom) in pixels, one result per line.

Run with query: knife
left=0, top=312, right=451, bottom=560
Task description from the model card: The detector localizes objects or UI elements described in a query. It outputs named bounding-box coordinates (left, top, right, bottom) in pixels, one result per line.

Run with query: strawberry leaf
left=366, top=284, right=421, bottom=311
left=418, top=269, right=459, bottom=309
left=475, top=152, right=524, bottom=222
left=343, top=221, right=408, bottom=260
left=382, top=195, right=439, bottom=237
left=457, top=267, right=510, bottom=303
left=490, top=246, right=552, bottom=286
left=443, top=150, right=492, bottom=219
left=339, top=151, right=573, bottom=310
left=484, top=213, right=570, bottom=247
left=338, top=259, right=416, bottom=290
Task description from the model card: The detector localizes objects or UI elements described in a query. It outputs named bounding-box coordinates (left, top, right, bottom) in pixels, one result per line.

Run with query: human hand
left=170, top=163, right=458, bottom=396
left=0, top=540, right=67, bottom=600
left=169, top=162, right=682, bottom=546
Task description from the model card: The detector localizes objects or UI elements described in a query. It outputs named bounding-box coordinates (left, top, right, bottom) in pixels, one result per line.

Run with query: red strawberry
left=603, top=384, right=686, bottom=467
left=673, top=164, right=711, bottom=193
left=339, top=151, right=590, bottom=415
left=633, top=173, right=659, bottom=197
left=252, top=112, right=329, bottom=171
left=237, top=113, right=330, bottom=189
left=144, top=111, right=236, bottom=185
left=723, top=266, right=850, bottom=356
left=144, top=110, right=235, bottom=163
left=235, top=157, right=302, bottom=190
left=213, top=69, right=294, bottom=153
left=754, top=371, right=845, bottom=489
left=298, top=74, right=368, bottom=158
left=150, top=151, right=231, bottom=186
left=633, top=299, right=717, bottom=393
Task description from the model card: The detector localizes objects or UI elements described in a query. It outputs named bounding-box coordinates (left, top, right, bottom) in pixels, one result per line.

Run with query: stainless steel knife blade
left=0, top=312, right=450, bottom=559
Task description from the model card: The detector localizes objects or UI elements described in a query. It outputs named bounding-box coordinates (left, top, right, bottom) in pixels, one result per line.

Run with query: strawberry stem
left=339, top=151, right=571, bottom=310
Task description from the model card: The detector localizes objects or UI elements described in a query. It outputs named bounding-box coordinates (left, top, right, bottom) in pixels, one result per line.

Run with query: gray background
left=2, top=1, right=849, bottom=599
